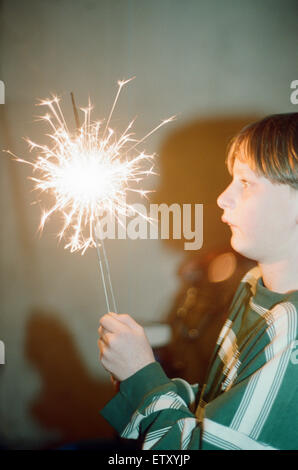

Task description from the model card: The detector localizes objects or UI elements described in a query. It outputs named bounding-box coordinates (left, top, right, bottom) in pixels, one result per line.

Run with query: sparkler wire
left=94, top=225, right=119, bottom=388
left=70, top=91, right=118, bottom=314
left=94, top=226, right=118, bottom=314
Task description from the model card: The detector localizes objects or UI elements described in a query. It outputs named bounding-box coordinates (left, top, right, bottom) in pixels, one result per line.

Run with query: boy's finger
left=99, top=331, right=111, bottom=346
left=109, top=312, right=140, bottom=329
left=97, top=338, right=106, bottom=357
left=99, top=313, right=124, bottom=333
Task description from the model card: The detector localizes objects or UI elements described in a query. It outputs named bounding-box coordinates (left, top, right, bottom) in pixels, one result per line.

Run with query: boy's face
left=217, top=158, right=298, bottom=263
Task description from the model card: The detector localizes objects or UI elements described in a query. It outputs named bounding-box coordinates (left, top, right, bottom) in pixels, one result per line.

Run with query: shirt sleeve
left=100, top=361, right=200, bottom=448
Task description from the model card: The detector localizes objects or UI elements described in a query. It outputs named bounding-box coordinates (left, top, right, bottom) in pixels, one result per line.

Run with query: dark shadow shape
left=153, top=115, right=261, bottom=254
left=25, top=308, right=116, bottom=449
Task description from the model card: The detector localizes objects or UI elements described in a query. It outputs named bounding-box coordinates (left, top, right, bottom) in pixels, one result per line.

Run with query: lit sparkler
left=6, top=78, right=175, bottom=312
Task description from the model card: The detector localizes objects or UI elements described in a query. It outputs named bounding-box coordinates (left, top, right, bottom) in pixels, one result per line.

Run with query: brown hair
left=225, top=113, right=298, bottom=190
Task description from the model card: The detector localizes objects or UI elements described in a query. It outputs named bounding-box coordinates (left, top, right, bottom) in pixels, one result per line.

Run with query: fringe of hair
left=225, top=113, right=298, bottom=190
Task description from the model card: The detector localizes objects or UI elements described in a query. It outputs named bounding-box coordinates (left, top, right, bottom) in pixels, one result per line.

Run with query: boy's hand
left=98, top=312, right=155, bottom=382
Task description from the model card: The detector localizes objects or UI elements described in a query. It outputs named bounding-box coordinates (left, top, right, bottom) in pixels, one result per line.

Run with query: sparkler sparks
left=6, top=78, right=175, bottom=254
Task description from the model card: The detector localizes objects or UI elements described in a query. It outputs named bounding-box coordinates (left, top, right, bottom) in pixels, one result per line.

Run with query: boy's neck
left=258, top=259, right=298, bottom=294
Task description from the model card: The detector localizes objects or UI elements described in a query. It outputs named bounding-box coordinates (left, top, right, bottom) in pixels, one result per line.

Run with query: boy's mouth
left=221, top=216, right=237, bottom=227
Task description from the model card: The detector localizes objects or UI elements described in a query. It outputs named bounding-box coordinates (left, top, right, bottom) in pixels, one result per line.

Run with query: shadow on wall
left=24, top=309, right=115, bottom=449
left=153, top=115, right=260, bottom=254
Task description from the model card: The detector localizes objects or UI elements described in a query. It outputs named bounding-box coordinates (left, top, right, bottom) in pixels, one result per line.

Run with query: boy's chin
left=230, top=236, right=258, bottom=262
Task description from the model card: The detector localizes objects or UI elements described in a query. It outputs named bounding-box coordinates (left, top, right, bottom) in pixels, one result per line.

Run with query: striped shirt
left=100, top=266, right=298, bottom=450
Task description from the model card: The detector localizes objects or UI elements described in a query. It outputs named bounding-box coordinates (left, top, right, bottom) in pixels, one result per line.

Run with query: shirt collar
left=253, top=273, right=298, bottom=309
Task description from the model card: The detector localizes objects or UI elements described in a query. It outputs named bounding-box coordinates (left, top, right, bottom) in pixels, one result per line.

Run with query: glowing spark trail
left=6, top=79, right=175, bottom=257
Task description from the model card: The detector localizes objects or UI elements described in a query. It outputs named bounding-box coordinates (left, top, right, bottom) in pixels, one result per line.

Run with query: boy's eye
left=240, top=179, right=250, bottom=188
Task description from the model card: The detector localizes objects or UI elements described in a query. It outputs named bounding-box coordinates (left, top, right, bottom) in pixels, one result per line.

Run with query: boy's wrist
left=100, top=361, right=172, bottom=433
left=119, top=361, right=171, bottom=409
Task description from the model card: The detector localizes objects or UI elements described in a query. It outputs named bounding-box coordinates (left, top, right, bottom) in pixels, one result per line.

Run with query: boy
left=98, top=113, right=298, bottom=450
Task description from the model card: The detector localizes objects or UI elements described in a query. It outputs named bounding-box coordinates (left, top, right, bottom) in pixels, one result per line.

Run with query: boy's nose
left=217, top=185, right=234, bottom=210
left=216, top=189, right=227, bottom=209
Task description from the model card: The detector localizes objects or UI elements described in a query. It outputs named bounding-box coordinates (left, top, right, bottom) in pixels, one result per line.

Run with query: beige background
left=0, top=0, right=297, bottom=448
